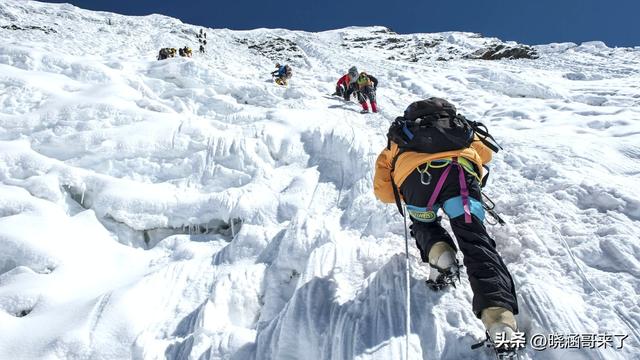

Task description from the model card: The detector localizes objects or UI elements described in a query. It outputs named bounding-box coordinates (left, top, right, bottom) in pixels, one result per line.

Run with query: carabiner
left=481, top=192, right=496, bottom=210
left=420, top=169, right=432, bottom=185
left=417, top=163, right=432, bottom=186
left=485, top=208, right=506, bottom=226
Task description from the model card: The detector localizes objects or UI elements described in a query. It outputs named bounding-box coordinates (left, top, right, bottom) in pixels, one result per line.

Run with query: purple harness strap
left=425, top=157, right=472, bottom=224
left=426, top=165, right=451, bottom=210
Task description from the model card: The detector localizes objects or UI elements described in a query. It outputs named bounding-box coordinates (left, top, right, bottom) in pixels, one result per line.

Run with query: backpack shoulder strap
left=390, top=148, right=406, bottom=215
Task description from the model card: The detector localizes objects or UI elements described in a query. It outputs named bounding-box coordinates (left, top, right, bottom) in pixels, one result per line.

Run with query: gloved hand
left=409, top=224, right=415, bottom=238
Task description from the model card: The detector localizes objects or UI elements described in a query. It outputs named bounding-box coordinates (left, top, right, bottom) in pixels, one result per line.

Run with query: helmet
left=348, top=66, right=358, bottom=76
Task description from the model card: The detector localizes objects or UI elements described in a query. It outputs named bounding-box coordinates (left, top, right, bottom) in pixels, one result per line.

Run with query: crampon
left=425, top=261, right=462, bottom=291
left=471, top=331, right=523, bottom=360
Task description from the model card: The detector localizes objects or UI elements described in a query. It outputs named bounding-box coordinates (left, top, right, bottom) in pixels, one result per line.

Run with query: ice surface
left=1, top=1, right=639, bottom=359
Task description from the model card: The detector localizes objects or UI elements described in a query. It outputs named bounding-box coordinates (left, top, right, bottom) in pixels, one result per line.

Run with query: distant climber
left=334, top=66, right=359, bottom=99
left=374, top=98, right=519, bottom=357
left=178, top=46, right=191, bottom=57
left=333, top=66, right=358, bottom=97
left=354, top=71, right=378, bottom=113
left=271, top=63, right=292, bottom=86
left=199, top=44, right=205, bottom=54
left=157, top=47, right=177, bottom=60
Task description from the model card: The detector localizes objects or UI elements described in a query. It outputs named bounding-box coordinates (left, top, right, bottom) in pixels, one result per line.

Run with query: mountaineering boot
left=360, top=102, right=369, bottom=113
left=426, top=241, right=460, bottom=290
left=481, top=306, right=518, bottom=353
left=471, top=307, right=520, bottom=358
left=371, top=101, right=378, bottom=113
left=429, top=241, right=456, bottom=269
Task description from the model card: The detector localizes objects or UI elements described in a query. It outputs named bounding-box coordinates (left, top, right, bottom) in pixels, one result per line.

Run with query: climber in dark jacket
left=350, top=72, right=378, bottom=113
left=271, top=63, right=292, bottom=85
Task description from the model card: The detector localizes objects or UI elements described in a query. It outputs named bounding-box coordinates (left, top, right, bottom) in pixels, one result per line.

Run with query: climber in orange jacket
left=373, top=97, right=519, bottom=354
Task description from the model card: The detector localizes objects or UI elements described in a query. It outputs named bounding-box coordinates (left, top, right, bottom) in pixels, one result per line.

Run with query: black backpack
left=387, top=97, right=500, bottom=155
left=386, top=98, right=502, bottom=214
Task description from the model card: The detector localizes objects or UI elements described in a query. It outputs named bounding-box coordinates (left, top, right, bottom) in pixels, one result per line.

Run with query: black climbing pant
left=356, top=85, right=376, bottom=104
left=400, top=164, right=519, bottom=317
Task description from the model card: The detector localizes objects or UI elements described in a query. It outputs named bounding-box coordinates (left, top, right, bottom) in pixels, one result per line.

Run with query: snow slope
left=1, top=1, right=639, bottom=359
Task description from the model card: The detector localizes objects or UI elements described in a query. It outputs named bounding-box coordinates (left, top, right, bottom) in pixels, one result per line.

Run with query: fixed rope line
left=403, top=204, right=411, bottom=359
left=551, top=223, right=640, bottom=345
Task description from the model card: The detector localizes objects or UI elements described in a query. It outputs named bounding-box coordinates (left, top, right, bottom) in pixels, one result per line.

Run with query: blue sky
left=42, top=0, right=638, bottom=47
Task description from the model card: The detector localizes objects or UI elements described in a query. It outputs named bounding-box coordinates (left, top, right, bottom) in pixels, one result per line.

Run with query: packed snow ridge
left=1, top=1, right=639, bottom=359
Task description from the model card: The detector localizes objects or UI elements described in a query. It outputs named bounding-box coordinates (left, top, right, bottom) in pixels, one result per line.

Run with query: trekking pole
left=402, top=205, right=411, bottom=359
